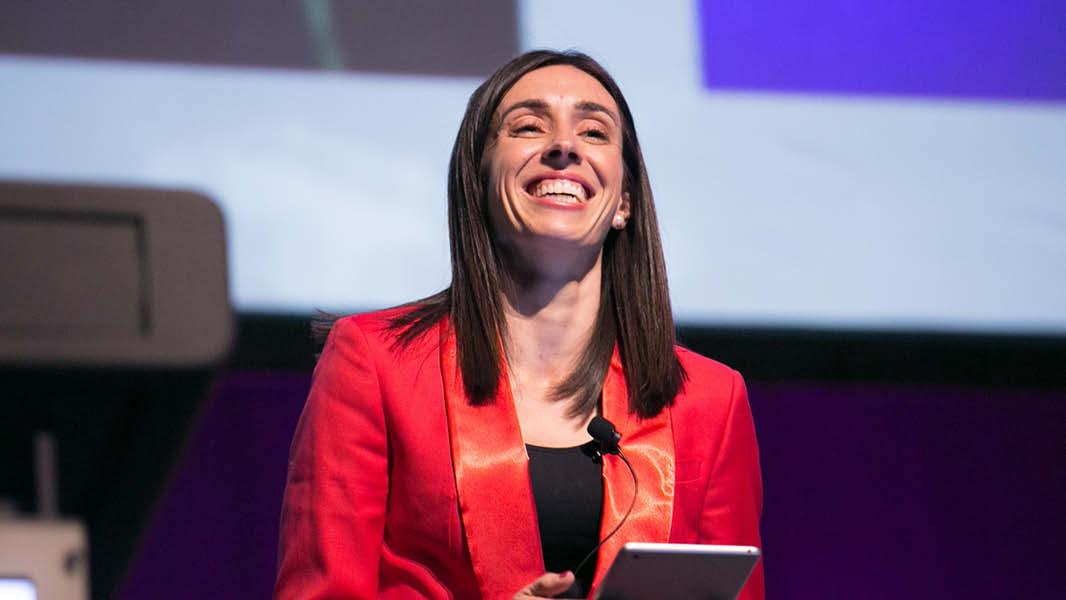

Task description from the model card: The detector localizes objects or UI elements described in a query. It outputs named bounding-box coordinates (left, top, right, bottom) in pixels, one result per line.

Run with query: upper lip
left=524, top=171, right=594, bottom=200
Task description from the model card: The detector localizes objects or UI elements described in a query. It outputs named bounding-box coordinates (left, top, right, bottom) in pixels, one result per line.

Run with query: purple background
left=698, top=0, right=1066, bottom=100
left=119, top=371, right=1065, bottom=599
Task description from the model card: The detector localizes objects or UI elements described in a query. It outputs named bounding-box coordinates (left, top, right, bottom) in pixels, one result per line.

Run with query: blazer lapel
left=440, top=322, right=544, bottom=600
left=591, top=348, right=675, bottom=590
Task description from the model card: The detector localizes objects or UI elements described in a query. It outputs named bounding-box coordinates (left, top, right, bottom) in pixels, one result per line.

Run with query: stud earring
left=612, top=215, right=626, bottom=229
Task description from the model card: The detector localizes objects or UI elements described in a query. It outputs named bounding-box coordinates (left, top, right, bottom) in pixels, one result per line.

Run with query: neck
left=496, top=246, right=604, bottom=446
left=499, top=250, right=603, bottom=384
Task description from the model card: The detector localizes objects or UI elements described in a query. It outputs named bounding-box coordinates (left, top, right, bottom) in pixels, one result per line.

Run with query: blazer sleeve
left=275, top=318, right=389, bottom=599
left=699, top=369, right=764, bottom=600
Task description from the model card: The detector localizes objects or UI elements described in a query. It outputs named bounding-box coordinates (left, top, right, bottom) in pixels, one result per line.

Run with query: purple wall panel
left=750, top=382, right=1065, bottom=598
left=119, top=371, right=311, bottom=600
left=698, top=0, right=1066, bottom=101
left=121, top=371, right=1065, bottom=598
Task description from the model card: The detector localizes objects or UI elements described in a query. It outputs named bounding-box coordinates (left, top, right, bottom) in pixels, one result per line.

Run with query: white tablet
left=591, top=543, right=761, bottom=600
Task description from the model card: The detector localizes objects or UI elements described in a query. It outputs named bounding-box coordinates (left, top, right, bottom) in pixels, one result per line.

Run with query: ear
left=616, top=191, right=631, bottom=221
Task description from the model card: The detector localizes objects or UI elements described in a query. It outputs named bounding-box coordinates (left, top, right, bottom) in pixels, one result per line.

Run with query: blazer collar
left=591, top=348, right=675, bottom=592
left=440, top=321, right=674, bottom=600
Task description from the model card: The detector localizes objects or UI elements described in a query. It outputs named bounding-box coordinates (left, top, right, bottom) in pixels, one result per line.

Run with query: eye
left=509, top=119, right=545, bottom=136
left=581, top=126, right=610, bottom=142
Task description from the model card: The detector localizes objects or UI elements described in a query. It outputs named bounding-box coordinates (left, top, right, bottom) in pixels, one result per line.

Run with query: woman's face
left=483, top=65, right=630, bottom=265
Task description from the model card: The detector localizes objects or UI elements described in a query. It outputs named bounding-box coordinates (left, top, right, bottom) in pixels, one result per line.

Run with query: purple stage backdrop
left=698, top=0, right=1066, bottom=100
left=120, top=370, right=1065, bottom=599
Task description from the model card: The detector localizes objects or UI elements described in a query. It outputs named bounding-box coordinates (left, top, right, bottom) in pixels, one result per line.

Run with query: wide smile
left=524, top=174, right=594, bottom=206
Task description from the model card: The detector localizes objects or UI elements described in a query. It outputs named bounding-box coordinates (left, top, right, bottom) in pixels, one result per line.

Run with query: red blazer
left=275, top=309, right=763, bottom=600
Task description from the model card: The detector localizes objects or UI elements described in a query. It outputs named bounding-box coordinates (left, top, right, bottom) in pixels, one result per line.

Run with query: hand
left=513, top=571, right=578, bottom=599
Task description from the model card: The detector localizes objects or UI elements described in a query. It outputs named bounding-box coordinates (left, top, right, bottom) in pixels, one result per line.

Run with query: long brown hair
left=387, top=50, right=685, bottom=419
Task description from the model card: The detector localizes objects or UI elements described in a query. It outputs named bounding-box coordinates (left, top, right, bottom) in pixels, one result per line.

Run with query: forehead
left=497, top=64, right=618, bottom=116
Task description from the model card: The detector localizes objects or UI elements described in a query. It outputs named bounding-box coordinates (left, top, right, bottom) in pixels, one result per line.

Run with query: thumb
left=526, top=571, right=575, bottom=597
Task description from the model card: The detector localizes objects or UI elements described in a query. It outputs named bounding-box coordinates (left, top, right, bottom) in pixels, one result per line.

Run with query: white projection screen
left=2, top=1, right=1064, bottom=334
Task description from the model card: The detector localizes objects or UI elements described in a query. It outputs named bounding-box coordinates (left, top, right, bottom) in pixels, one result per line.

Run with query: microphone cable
left=572, top=417, right=639, bottom=580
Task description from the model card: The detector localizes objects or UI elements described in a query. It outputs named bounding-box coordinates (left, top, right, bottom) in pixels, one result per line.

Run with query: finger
left=514, top=571, right=576, bottom=599
left=527, top=571, right=575, bottom=598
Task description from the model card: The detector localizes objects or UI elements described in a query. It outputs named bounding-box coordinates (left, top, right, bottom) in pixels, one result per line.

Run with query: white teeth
left=531, top=179, right=586, bottom=202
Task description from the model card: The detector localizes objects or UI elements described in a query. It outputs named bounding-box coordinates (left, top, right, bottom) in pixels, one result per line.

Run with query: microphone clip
left=588, top=416, right=622, bottom=457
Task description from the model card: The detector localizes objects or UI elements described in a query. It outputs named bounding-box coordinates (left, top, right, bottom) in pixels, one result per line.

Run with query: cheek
left=605, top=154, right=627, bottom=192
left=588, top=146, right=626, bottom=190
left=485, top=149, right=529, bottom=212
left=489, top=160, right=509, bottom=195
left=483, top=146, right=508, bottom=193
left=485, top=162, right=508, bottom=215
left=483, top=162, right=516, bottom=237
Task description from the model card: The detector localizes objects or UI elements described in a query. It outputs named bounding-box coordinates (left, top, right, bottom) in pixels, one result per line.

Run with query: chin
left=522, top=227, right=600, bottom=250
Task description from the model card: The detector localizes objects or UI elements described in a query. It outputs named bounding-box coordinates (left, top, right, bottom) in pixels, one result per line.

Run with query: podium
left=0, top=181, right=232, bottom=600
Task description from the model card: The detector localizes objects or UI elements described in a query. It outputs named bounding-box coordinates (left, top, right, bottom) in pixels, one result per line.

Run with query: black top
left=526, top=441, right=604, bottom=597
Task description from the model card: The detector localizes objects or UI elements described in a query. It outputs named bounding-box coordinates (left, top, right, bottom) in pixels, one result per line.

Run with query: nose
left=541, top=131, right=581, bottom=167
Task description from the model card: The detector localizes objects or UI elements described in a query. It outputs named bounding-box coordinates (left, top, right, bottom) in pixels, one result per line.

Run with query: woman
left=275, top=50, right=763, bottom=600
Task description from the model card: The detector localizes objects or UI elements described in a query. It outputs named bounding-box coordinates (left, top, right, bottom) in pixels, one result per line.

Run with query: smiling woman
left=486, top=65, right=630, bottom=268
left=274, top=50, right=764, bottom=600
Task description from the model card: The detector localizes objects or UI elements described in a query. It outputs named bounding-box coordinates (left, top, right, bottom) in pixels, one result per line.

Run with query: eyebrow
left=575, top=101, right=620, bottom=126
left=498, top=99, right=550, bottom=123
left=497, top=98, right=620, bottom=127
